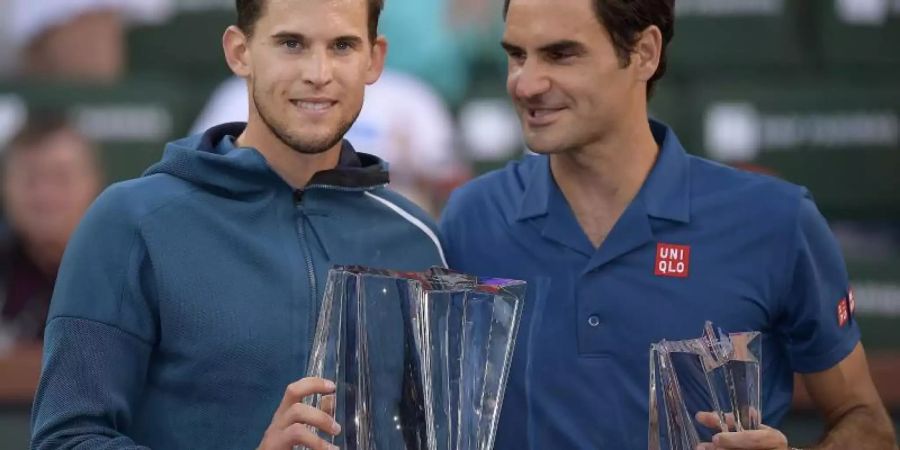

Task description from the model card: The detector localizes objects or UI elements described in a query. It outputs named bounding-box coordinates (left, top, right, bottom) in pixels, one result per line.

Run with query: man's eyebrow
left=501, top=41, right=523, bottom=53
left=333, top=35, right=364, bottom=45
left=538, top=40, right=586, bottom=54
left=271, top=31, right=307, bottom=41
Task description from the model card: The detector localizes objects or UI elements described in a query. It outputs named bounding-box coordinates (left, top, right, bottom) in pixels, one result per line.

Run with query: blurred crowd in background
left=0, top=0, right=897, bottom=446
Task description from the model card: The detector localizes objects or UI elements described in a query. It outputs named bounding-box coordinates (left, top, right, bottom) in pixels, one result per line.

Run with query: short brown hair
left=503, top=0, right=674, bottom=97
left=236, top=0, right=385, bottom=42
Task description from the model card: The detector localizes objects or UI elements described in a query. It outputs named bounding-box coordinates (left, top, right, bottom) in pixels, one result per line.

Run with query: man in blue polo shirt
left=439, top=0, right=896, bottom=449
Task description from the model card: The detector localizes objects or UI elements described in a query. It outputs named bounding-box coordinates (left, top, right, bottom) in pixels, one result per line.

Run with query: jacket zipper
left=294, top=194, right=319, bottom=370
left=294, top=184, right=387, bottom=366
left=304, top=183, right=387, bottom=193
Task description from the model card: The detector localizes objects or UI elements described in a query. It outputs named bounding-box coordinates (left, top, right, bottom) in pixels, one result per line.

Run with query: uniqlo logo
left=655, top=243, right=690, bottom=278
left=848, top=288, right=856, bottom=314
left=837, top=299, right=849, bottom=327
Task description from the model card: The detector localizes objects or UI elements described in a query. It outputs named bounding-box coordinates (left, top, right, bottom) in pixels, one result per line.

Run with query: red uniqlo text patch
left=654, top=243, right=690, bottom=278
left=837, top=298, right=849, bottom=327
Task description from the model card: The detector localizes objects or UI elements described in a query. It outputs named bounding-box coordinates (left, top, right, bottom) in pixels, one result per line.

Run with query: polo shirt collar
left=641, top=119, right=691, bottom=223
left=515, top=119, right=691, bottom=224
left=516, top=155, right=553, bottom=221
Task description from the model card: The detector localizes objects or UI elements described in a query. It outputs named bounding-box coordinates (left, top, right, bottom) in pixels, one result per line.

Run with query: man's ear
left=365, top=35, right=388, bottom=85
left=223, top=25, right=252, bottom=78
left=633, top=25, right=662, bottom=84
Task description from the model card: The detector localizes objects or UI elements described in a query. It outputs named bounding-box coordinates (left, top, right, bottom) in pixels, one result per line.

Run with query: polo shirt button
left=587, top=315, right=601, bottom=327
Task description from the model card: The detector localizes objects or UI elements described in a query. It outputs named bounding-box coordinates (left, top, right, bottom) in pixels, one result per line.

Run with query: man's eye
left=549, top=51, right=573, bottom=61
left=335, top=41, right=354, bottom=52
left=282, top=40, right=301, bottom=49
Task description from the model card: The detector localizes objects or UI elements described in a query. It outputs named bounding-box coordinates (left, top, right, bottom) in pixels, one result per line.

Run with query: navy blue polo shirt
left=439, top=120, right=860, bottom=449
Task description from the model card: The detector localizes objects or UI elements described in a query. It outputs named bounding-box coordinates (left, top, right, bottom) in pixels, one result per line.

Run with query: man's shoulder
left=363, top=187, right=445, bottom=257
left=687, top=155, right=809, bottom=218
left=443, top=156, right=538, bottom=222
left=86, top=173, right=204, bottom=230
left=365, top=187, right=437, bottom=229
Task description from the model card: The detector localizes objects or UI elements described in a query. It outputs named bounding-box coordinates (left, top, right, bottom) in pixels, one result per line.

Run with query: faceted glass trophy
left=648, top=322, right=762, bottom=450
left=304, top=266, right=525, bottom=450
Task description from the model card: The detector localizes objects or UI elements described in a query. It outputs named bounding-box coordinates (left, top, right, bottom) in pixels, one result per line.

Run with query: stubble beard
left=252, top=85, right=360, bottom=155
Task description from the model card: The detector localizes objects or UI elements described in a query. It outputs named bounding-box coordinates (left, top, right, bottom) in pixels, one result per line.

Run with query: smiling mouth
left=529, top=108, right=563, bottom=118
left=290, top=100, right=337, bottom=112
left=525, top=106, right=565, bottom=125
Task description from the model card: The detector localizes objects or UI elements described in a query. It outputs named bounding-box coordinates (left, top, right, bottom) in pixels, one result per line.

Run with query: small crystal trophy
left=649, top=322, right=762, bottom=450
left=304, top=266, right=525, bottom=450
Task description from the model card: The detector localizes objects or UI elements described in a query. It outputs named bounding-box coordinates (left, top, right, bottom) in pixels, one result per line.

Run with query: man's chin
left=523, top=135, right=567, bottom=155
left=279, top=129, right=343, bottom=155
left=289, top=140, right=340, bottom=155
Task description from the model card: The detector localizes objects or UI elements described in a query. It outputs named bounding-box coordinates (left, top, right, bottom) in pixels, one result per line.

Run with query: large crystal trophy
left=304, top=266, right=525, bottom=450
left=648, top=322, right=762, bottom=450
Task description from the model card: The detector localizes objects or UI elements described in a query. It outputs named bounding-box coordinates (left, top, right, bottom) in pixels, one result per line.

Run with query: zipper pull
left=293, top=189, right=304, bottom=204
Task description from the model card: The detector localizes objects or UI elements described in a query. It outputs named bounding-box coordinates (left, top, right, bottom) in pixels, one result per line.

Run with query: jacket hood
left=144, top=122, right=390, bottom=195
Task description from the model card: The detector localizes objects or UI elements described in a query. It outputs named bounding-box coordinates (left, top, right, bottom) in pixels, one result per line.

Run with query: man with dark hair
left=440, top=0, right=895, bottom=449
left=236, top=0, right=383, bottom=42
left=31, top=0, right=445, bottom=449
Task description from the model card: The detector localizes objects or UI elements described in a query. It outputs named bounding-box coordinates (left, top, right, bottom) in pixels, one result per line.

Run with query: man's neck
left=236, top=119, right=342, bottom=189
left=550, top=119, right=659, bottom=247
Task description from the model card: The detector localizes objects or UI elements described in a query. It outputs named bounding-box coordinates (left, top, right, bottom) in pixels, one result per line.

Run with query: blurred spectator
left=192, top=70, right=470, bottom=215
left=0, top=113, right=102, bottom=347
left=0, top=0, right=171, bottom=81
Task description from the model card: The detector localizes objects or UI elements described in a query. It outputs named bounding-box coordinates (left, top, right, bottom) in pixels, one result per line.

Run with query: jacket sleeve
left=31, top=186, right=158, bottom=449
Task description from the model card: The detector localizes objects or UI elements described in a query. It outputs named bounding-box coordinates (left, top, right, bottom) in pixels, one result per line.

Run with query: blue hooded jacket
left=31, top=123, right=445, bottom=449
